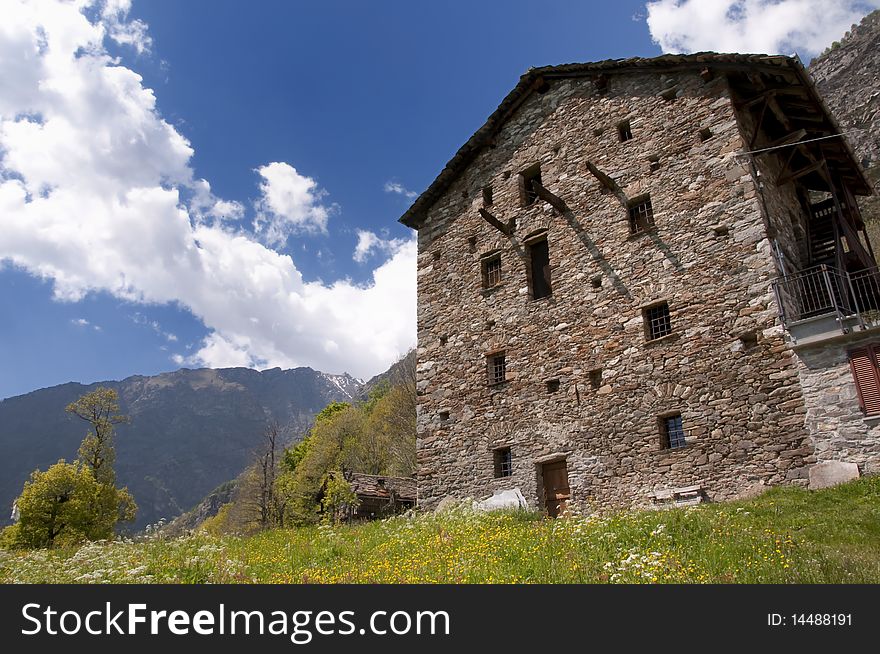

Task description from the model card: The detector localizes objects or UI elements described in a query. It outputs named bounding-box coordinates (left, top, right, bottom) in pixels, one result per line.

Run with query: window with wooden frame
left=660, top=413, right=687, bottom=450
left=519, top=163, right=542, bottom=206
left=487, top=352, right=507, bottom=386
left=481, top=253, right=502, bottom=289
left=493, top=447, right=512, bottom=478
left=849, top=345, right=880, bottom=416
left=643, top=302, right=672, bottom=341
left=628, top=195, right=655, bottom=234
left=527, top=237, right=552, bottom=300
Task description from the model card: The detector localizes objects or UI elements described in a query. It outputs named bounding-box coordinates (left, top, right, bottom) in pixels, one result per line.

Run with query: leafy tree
left=66, top=386, right=128, bottom=484
left=3, top=388, right=137, bottom=549
left=6, top=461, right=126, bottom=548
left=320, top=473, right=359, bottom=524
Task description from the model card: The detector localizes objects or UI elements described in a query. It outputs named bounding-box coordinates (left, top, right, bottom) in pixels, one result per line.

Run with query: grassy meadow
left=2, top=475, right=879, bottom=584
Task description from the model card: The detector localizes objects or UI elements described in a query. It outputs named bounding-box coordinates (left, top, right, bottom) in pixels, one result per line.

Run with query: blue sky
left=0, top=0, right=876, bottom=399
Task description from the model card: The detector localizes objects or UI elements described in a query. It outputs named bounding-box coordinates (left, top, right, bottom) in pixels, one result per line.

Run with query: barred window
left=661, top=414, right=686, bottom=449
left=618, top=120, right=633, bottom=142
left=493, top=447, right=512, bottom=478
left=849, top=346, right=880, bottom=416
left=482, top=254, right=502, bottom=289
left=644, top=302, right=672, bottom=340
left=487, top=353, right=506, bottom=386
left=628, top=195, right=655, bottom=234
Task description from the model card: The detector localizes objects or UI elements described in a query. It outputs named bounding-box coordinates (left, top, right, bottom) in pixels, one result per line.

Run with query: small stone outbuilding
left=322, top=471, right=416, bottom=521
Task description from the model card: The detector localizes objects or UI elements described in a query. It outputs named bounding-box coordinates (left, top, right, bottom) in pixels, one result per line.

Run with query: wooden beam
left=585, top=161, right=620, bottom=193
left=772, top=85, right=811, bottom=98
left=478, top=208, right=514, bottom=236
left=531, top=181, right=569, bottom=214
left=754, top=128, right=806, bottom=153
left=786, top=113, right=827, bottom=123
left=777, top=159, right=825, bottom=186
left=737, top=89, right=776, bottom=110
left=584, top=161, right=628, bottom=206
left=767, top=96, right=792, bottom=131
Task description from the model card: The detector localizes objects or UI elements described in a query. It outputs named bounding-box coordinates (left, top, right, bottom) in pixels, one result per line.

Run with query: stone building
left=320, top=471, right=416, bottom=521
left=399, top=53, right=878, bottom=515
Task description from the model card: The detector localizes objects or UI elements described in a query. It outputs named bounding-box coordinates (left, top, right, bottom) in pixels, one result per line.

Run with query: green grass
left=2, top=476, right=880, bottom=583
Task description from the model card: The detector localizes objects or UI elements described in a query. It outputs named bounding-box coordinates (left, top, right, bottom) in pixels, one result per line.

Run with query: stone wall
left=793, top=334, right=880, bottom=473
left=414, top=67, right=815, bottom=513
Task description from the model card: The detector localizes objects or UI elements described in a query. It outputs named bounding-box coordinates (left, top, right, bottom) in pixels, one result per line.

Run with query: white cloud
left=131, top=313, right=177, bottom=342
left=71, top=317, right=101, bottom=331
left=645, top=0, right=880, bottom=57
left=253, top=162, right=331, bottom=245
left=384, top=180, right=418, bottom=199
left=190, top=178, right=244, bottom=224
left=353, top=229, right=410, bottom=264
left=0, top=0, right=416, bottom=381
left=100, top=0, right=152, bottom=55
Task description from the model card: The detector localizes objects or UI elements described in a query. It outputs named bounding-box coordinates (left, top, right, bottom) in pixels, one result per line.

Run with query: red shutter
left=849, top=347, right=880, bottom=416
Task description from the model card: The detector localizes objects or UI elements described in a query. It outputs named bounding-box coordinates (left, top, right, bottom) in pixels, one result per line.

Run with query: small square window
left=546, top=379, right=560, bottom=393
left=439, top=411, right=450, bottom=422
left=617, top=120, right=633, bottom=142
left=739, top=331, right=758, bottom=349
left=644, top=302, right=672, bottom=341
left=520, top=164, right=542, bottom=206
left=648, top=154, right=660, bottom=172
left=493, top=447, right=512, bottom=478
left=482, top=186, right=494, bottom=206
left=589, top=368, right=602, bottom=389
left=487, top=353, right=506, bottom=386
left=660, top=414, right=687, bottom=449
left=628, top=195, right=655, bottom=234
left=482, top=254, right=502, bottom=289
left=699, top=127, right=713, bottom=141
left=591, top=275, right=602, bottom=289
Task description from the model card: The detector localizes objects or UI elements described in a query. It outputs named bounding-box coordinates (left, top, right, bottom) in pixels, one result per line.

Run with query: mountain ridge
left=0, top=365, right=365, bottom=530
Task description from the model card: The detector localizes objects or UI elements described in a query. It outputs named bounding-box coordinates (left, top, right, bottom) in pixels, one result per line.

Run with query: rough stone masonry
left=400, top=54, right=878, bottom=514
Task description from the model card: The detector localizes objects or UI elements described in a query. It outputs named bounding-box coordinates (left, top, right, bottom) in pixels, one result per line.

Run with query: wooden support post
left=531, top=181, right=569, bottom=214
left=749, top=97, right=769, bottom=149
left=479, top=208, right=514, bottom=236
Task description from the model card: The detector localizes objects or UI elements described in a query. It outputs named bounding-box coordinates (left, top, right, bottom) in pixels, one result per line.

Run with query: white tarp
left=473, top=488, right=528, bottom=512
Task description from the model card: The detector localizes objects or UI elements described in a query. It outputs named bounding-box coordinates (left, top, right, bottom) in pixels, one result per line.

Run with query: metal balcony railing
left=772, top=265, right=880, bottom=332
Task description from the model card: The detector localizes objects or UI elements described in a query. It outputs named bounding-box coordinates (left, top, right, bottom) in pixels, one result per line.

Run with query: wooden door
left=542, top=460, right=570, bottom=517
